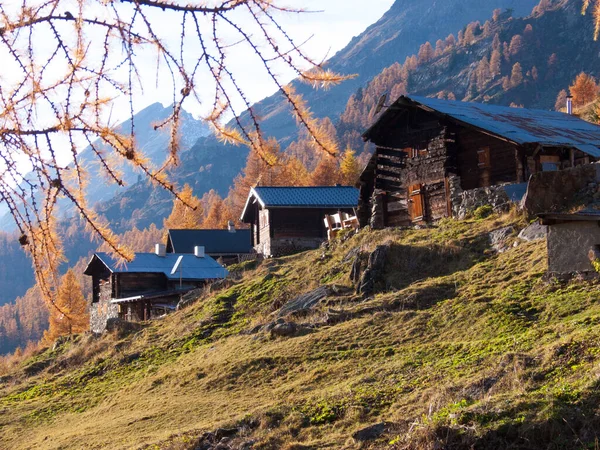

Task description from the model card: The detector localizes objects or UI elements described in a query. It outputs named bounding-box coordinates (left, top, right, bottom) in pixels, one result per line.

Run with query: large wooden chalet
left=84, top=246, right=228, bottom=333
left=359, top=95, right=600, bottom=227
left=240, top=186, right=359, bottom=257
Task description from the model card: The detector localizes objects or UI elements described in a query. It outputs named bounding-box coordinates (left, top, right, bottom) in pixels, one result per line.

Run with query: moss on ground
left=2, top=212, right=600, bottom=449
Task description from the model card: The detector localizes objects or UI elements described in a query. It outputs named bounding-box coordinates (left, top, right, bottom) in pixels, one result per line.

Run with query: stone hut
left=359, top=95, right=600, bottom=227
left=240, top=186, right=359, bottom=257
left=84, top=246, right=228, bottom=333
left=538, top=210, right=600, bottom=276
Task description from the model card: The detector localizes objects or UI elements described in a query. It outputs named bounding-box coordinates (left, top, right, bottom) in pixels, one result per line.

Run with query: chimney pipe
left=194, top=246, right=205, bottom=258
left=566, top=95, right=573, bottom=115
left=155, top=243, right=166, bottom=257
left=227, top=220, right=236, bottom=233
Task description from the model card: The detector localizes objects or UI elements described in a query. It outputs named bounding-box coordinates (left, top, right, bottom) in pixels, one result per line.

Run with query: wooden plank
left=378, top=148, right=408, bottom=158
left=376, top=168, right=401, bottom=179
left=376, top=178, right=403, bottom=191
left=377, top=159, right=405, bottom=169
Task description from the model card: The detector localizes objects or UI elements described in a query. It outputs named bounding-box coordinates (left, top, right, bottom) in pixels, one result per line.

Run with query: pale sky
left=133, top=0, right=396, bottom=120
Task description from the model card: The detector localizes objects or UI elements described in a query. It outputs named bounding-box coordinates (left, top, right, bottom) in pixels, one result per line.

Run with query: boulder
left=357, top=245, right=389, bottom=298
left=277, top=286, right=330, bottom=317
left=489, top=226, right=515, bottom=253
left=518, top=222, right=547, bottom=242
left=270, top=322, right=298, bottom=337
left=352, top=422, right=388, bottom=442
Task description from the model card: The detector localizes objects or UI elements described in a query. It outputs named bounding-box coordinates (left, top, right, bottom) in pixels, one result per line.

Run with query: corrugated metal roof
left=92, top=252, right=228, bottom=280
left=240, top=186, right=359, bottom=222
left=365, top=95, right=600, bottom=157
left=253, top=186, right=359, bottom=208
left=166, top=229, right=252, bottom=254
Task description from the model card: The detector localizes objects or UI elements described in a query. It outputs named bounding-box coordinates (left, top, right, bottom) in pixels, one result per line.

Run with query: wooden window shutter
left=409, top=183, right=424, bottom=222
left=477, top=147, right=491, bottom=168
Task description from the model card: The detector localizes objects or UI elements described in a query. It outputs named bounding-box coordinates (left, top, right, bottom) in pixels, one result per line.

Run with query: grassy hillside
left=2, top=212, right=600, bottom=449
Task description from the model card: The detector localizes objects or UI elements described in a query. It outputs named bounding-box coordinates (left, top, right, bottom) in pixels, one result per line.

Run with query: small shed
left=83, top=247, right=228, bottom=333
left=360, top=95, right=600, bottom=228
left=240, top=186, right=359, bottom=257
left=538, top=210, right=600, bottom=275
left=165, top=225, right=253, bottom=264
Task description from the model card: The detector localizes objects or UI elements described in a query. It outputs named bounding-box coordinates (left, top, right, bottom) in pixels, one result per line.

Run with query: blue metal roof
left=366, top=95, right=600, bottom=157
left=253, top=186, right=359, bottom=208
left=90, top=252, right=228, bottom=280
left=166, top=229, right=252, bottom=254
left=240, top=186, right=359, bottom=222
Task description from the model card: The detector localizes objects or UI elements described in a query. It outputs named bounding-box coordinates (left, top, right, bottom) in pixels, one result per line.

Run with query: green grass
left=2, top=212, right=600, bottom=449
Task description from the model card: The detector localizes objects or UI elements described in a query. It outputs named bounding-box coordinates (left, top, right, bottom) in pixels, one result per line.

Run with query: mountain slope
left=3, top=212, right=600, bottom=449
left=240, top=0, right=539, bottom=144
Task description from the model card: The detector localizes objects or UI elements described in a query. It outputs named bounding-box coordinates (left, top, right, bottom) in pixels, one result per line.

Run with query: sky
left=0, top=0, right=395, bottom=172
left=131, top=0, right=396, bottom=120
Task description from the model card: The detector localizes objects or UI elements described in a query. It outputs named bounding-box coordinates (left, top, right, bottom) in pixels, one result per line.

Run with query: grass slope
left=2, top=212, right=600, bottom=449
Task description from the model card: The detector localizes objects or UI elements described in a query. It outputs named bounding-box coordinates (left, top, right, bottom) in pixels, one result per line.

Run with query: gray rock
left=518, top=222, right=547, bottom=242
left=277, top=286, right=330, bottom=317
left=489, top=226, right=515, bottom=252
left=352, top=422, right=387, bottom=442
left=270, top=322, right=297, bottom=337
left=358, top=245, right=389, bottom=298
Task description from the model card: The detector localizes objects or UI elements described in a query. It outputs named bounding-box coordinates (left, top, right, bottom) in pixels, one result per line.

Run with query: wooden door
left=408, top=184, right=425, bottom=222
left=477, top=147, right=491, bottom=187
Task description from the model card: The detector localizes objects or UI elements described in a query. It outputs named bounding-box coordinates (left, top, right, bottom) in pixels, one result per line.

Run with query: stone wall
left=90, top=282, right=119, bottom=334
left=269, top=237, right=325, bottom=257
left=547, top=221, right=600, bottom=274
left=452, top=184, right=512, bottom=219
left=523, top=163, right=600, bottom=216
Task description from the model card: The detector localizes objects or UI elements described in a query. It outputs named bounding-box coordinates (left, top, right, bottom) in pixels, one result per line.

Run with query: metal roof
left=364, top=95, right=600, bottom=157
left=240, top=186, right=359, bottom=222
left=86, top=252, right=228, bottom=280
left=166, top=229, right=252, bottom=254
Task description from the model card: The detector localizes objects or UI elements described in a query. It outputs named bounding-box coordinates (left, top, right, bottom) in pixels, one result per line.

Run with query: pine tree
left=44, top=270, right=89, bottom=342
left=476, top=56, right=491, bottom=91
left=339, top=148, right=361, bottom=186
left=417, top=42, right=435, bottom=64
left=490, top=49, right=502, bottom=78
left=163, top=184, right=204, bottom=230
left=555, top=89, right=568, bottom=111
left=570, top=72, right=600, bottom=107
left=509, top=35, right=523, bottom=56
left=492, top=33, right=501, bottom=51
left=311, top=155, right=341, bottom=186
left=510, top=62, right=524, bottom=87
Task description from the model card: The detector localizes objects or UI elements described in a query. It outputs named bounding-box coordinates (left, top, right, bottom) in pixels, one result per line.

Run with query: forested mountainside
left=338, top=0, right=600, bottom=153
left=0, top=232, right=35, bottom=306
left=0, top=103, right=210, bottom=232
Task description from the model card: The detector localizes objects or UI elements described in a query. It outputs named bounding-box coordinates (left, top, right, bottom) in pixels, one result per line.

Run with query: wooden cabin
left=83, top=245, right=228, bottom=333
left=359, top=95, right=600, bottom=228
left=240, top=186, right=359, bottom=257
left=165, top=224, right=253, bottom=265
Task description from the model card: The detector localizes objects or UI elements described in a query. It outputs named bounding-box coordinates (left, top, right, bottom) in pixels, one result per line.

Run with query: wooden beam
left=378, top=148, right=408, bottom=158
left=377, top=159, right=405, bottom=169
left=376, top=178, right=403, bottom=191
left=376, top=168, right=401, bottom=179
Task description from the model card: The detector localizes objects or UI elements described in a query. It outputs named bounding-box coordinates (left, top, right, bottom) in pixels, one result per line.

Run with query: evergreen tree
left=490, top=49, right=502, bottom=78
left=570, top=72, right=599, bottom=107
left=44, top=270, right=89, bottom=342
left=339, top=148, right=361, bottom=186
left=163, top=184, right=204, bottom=230
left=510, top=62, right=523, bottom=87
